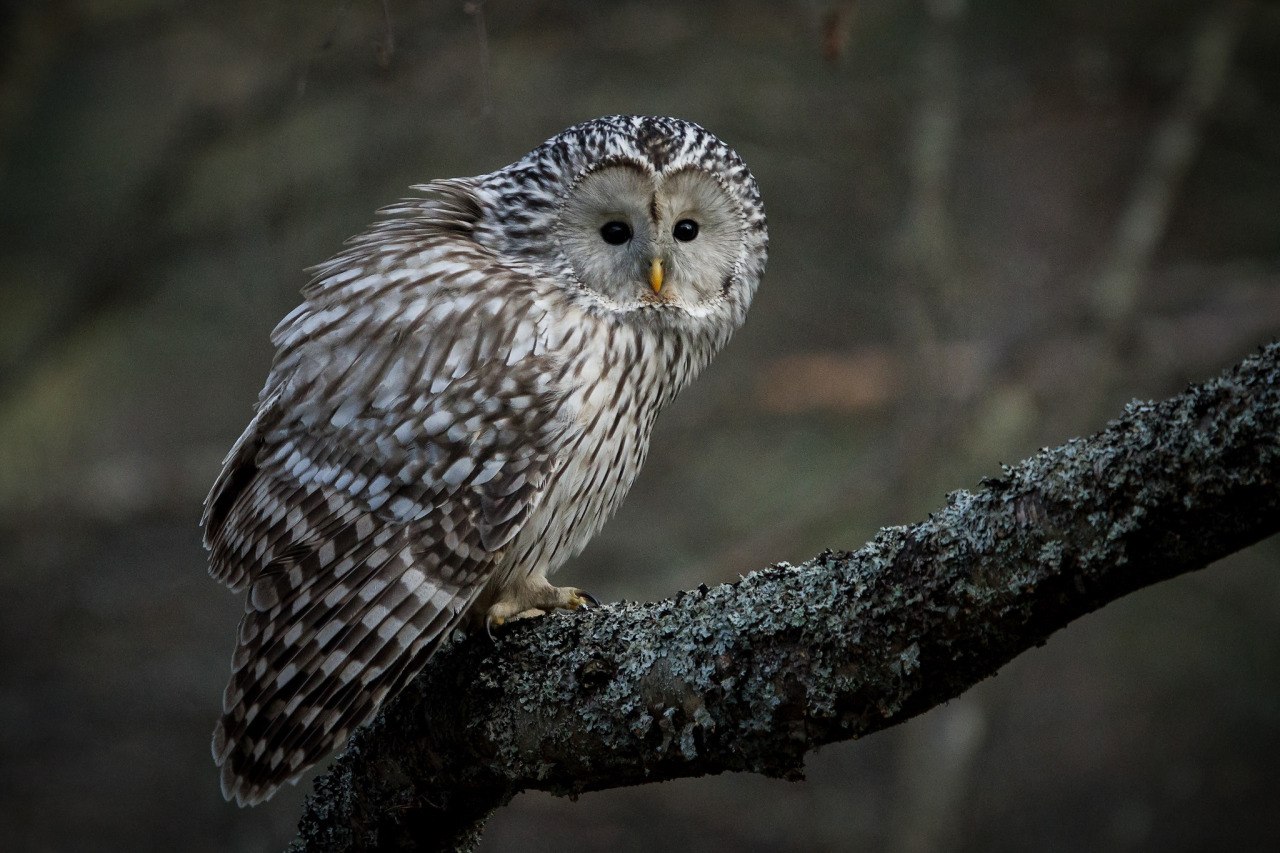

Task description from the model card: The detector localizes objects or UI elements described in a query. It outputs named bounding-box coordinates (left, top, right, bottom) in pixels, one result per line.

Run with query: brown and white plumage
left=203, top=116, right=768, bottom=805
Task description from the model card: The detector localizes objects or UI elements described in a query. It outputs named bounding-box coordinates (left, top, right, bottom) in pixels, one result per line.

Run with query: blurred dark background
left=1, top=1, right=1278, bottom=850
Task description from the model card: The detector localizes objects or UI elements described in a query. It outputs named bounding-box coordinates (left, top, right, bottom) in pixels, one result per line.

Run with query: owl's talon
left=484, top=583, right=600, bottom=630
left=485, top=614, right=506, bottom=641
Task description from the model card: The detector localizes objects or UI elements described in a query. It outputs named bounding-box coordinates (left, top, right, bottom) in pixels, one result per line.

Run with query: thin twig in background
left=890, top=0, right=969, bottom=517
left=1090, top=2, right=1244, bottom=336
left=374, top=0, right=396, bottom=68
left=464, top=2, right=493, bottom=116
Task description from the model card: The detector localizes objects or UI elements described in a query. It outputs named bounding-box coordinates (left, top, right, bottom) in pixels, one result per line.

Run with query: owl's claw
left=485, top=606, right=551, bottom=641
left=484, top=585, right=598, bottom=637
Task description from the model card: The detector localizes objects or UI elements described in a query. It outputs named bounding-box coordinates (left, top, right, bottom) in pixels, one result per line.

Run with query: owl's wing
left=202, top=192, right=569, bottom=805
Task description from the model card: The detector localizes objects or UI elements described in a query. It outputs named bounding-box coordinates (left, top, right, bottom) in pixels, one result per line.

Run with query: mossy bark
left=291, top=342, right=1280, bottom=852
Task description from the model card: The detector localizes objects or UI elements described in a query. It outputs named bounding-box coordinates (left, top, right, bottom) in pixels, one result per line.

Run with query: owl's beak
left=649, top=258, right=665, bottom=293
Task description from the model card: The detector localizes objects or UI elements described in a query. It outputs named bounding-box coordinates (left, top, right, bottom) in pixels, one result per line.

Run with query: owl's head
left=477, top=116, right=768, bottom=321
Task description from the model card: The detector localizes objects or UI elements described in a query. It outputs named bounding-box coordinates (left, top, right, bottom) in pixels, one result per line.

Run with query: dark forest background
left=1, top=1, right=1278, bottom=850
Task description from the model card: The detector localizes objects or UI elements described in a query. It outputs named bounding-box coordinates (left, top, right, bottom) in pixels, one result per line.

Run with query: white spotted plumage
left=203, top=116, right=768, bottom=805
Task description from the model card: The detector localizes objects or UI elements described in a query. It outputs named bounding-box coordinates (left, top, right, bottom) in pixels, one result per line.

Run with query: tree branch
left=291, top=341, right=1280, bottom=852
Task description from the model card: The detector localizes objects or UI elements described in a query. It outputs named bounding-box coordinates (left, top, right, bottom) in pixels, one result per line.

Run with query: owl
left=202, top=115, right=768, bottom=805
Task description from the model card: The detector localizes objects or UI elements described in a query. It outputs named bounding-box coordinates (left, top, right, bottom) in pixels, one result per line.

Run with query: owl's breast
left=497, top=310, right=704, bottom=584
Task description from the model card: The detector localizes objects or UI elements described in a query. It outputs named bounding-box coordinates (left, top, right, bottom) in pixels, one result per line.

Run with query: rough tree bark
left=290, top=342, right=1280, bottom=852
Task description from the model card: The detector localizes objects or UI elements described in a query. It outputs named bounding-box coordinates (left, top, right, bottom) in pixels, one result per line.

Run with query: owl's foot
left=485, top=584, right=598, bottom=639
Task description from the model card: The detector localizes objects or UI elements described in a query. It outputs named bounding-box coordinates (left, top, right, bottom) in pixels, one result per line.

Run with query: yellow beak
left=649, top=258, right=664, bottom=293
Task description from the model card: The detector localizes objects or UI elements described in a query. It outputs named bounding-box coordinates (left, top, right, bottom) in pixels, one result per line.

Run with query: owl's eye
left=673, top=219, right=699, bottom=242
left=599, top=221, right=632, bottom=245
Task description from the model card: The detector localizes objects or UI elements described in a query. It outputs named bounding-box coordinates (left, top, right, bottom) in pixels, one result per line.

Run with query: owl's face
left=555, top=162, right=744, bottom=311
left=478, top=116, right=768, bottom=321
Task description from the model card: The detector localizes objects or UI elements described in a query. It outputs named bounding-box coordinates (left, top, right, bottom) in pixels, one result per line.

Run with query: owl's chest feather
left=502, top=311, right=707, bottom=580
